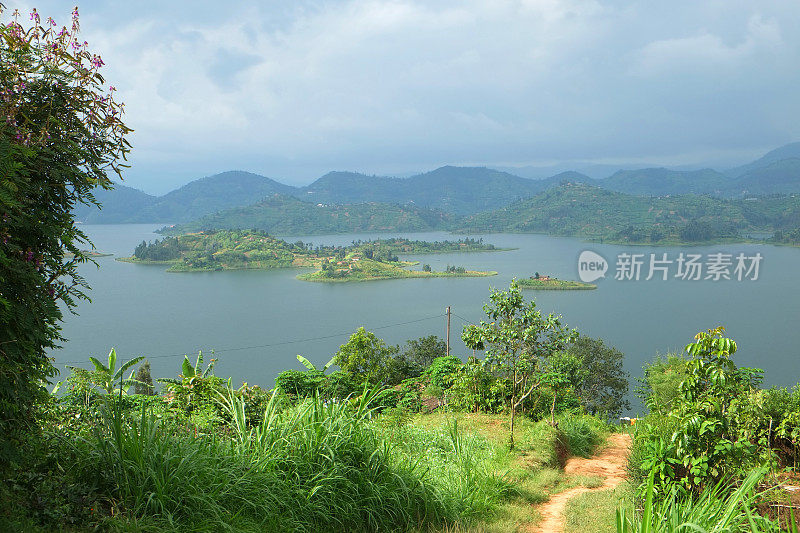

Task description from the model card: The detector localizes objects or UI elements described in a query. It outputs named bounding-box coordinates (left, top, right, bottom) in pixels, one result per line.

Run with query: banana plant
left=74, top=348, right=145, bottom=395
left=157, top=351, right=217, bottom=407
left=296, top=354, right=335, bottom=373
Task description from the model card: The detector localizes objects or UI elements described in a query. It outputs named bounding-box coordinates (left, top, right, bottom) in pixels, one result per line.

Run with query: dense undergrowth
left=3, top=377, right=612, bottom=532
left=619, top=327, right=800, bottom=532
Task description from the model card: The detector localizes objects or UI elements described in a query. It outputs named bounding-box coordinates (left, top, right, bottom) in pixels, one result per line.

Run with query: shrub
left=427, top=356, right=463, bottom=389
left=274, top=369, right=324, bottom=397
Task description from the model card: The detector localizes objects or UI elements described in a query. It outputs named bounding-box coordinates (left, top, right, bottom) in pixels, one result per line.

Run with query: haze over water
left=53, top=224, right=800, bottom=413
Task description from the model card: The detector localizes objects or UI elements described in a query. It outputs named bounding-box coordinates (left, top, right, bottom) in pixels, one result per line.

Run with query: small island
left=64, top=249, right=113, bottom=258
left=298, top=256, right=496, bottom=282
left=118, top=230, right=498, bottom=281
left=516, top=274, right=596, bottom=290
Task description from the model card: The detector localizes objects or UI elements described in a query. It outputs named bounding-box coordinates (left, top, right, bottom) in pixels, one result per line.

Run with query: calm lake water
left=52, top=224, right=800, bottom=413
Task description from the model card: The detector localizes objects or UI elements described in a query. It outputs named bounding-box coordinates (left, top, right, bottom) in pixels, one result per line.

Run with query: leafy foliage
left=0, top=6, right=129, bottom=464
left=551, top=335, right=630, bottom=418
left=333, top=327, right=399, bottom=384
left=631, top=328, right=776, bottom=501
left=80, top=348, right=144, bottom=395
left=462, top=281, right=577, bottom=448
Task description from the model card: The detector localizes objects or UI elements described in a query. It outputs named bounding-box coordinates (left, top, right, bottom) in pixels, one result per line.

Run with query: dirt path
left=529, top=432, right=631, bottom=533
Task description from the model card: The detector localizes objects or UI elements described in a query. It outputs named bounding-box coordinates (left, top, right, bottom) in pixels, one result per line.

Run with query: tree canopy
left=462, top=281, right=576, bottom=448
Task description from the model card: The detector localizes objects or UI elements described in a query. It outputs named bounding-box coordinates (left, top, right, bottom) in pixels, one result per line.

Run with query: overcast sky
left=5, top=0, right=800, bottom=194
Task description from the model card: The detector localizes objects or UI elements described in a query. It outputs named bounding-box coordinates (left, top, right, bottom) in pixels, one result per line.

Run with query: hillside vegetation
left=457, top=182, right=800, bottom=244
left=457, top=182, right=752, bottom=243
left=162, top=194, right=452, bottom=236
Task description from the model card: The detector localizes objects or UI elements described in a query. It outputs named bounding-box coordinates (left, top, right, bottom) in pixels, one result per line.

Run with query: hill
left=73, top=171, right=299, bottom=224
left=398, top=166, right=543, bottom=214
left=729, top=159, right=800, bottom=196
left=140, top=171, right=298, bottom=222
left=600, top=168, right=730, bottom=196
left=299, top=171, right=407, bottom=205
left=727, top=142, right=800, bottom=177
left=301, top=166, right=545, bottom=215
left=73, top=183, right=158, bottom=223
left=456, top=182, right=753, bottom=243
left=161, top=194, right=452, bottom=236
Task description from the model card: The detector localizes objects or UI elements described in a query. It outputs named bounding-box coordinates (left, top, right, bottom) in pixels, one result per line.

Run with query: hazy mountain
left=727, top=142, right=800, bottom=177
left=73, top=142, right=800, bottom=225
left=73, top=183, right=158, bottom=223
left=140, top=171, right=299, bottom=222
left=399, top=166, right=544, bottom=214
left=301, top=166, right=544, bottom=215
left=600, top=168, right=730, bottom=196
left=163, top=194, right=452, bottom=236
left=300, top=172, right=406, bottom=205
left=730, top=158, right=800, bottom=196
left=495, top=163, right=654, bottom=180
left=535, top=171, right=595, bottom=189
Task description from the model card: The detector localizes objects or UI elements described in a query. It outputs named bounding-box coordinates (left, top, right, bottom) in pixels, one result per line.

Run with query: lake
left=52, top=224, right=800, bottom=413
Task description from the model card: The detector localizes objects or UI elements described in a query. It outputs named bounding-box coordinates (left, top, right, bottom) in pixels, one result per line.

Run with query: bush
left=322, top=370, right=359, bottom=399
left=427, top=356, right=463, bottom=389
left=274, top=369, right=324, bottom=397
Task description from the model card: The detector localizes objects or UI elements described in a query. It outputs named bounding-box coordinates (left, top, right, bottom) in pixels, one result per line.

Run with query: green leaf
left=182, top=356, right=194, bottom=378
left=89, top=356, right=109, bottom=374
left=107, top=348, right=117, bottom=373
left=296, top=355, right=316, bottom=372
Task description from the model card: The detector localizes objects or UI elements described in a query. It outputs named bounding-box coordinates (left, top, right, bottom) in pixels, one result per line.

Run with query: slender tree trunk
left=510, top=366, right=517, bottom=449
left=510, top=395, right=515, bottom=450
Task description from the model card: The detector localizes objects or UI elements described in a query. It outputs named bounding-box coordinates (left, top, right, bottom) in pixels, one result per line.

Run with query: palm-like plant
left=157, top=351, right=217, bottom=407
left=71, top=348, right=144, bottom=395
left=296, top=354, right=335, bottom=373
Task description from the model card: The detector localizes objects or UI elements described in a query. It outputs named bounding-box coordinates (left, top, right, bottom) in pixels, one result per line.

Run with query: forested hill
left=73, top=183, right=158, bottom=223
left=300, top=166, right=548, bottom=215
left=75, top=171, right=297, bottom=224
left=160, top=194, right=452, bottom=236
left=599, top=168, right=730, bottom=196
left=455, top=182, right=800, bottom=244
left=74, top=142, right=800, bottom=224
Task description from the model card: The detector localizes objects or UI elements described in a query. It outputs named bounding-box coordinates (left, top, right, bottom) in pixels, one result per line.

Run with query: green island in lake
left=516, top=274, right=596, bottom=290
left=118, top=230, right=498, bottom=281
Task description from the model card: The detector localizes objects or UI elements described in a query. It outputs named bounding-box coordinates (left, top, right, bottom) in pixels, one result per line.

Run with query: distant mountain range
left=74, top=143, right=800, bottom=233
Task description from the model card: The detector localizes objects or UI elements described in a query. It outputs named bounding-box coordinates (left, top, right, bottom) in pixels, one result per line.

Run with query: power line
left=452, top=311, right=480, bottom=325
left=57, top=313, right=445, bottom=366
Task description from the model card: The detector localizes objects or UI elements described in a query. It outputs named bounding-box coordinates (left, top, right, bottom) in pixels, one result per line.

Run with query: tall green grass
left=388, top=418, right=514, bottom=520
left=75, top=388, right=510, bottom=531
left=616, top=468, right=791, bottom=533
left=557, top=414, right=611, bottom=458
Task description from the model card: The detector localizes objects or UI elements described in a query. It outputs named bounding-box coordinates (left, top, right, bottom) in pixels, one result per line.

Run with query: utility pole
left=446, top=306, right=451, bottom=357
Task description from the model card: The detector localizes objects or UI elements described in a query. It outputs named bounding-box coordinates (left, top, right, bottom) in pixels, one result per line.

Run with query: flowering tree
left=0, top=6, right=130, bottom=463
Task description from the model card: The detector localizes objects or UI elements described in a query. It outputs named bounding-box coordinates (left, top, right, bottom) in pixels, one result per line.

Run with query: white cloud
left=3, top=0, right=800, bottom=192
left=632, top=14, right=782, bottom=76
